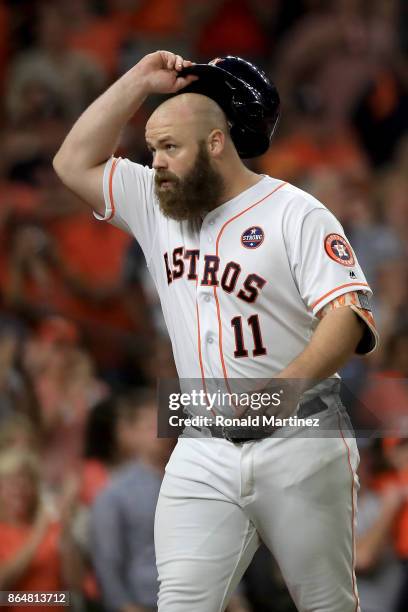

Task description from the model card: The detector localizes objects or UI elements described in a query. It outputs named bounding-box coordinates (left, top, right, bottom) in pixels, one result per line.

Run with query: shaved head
left=146, top=93, right=230, bottom=141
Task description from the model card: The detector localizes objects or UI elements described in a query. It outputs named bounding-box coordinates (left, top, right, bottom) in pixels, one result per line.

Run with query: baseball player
left=54, top=51, right=378, bottom=612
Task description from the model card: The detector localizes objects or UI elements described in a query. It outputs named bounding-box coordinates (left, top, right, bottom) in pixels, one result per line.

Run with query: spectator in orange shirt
left=22, top=317, right=108, bottom=489
left=48, top=197, right=150, bottom=374
left=3, top=219, right=94, bottom=323
left=4, top=206, right=147, bottom=375
left=0, top=449, right=82, bottom=612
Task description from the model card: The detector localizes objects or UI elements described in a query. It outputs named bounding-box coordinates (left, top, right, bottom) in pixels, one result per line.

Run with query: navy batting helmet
left=177, top=56, right=280, bottom=158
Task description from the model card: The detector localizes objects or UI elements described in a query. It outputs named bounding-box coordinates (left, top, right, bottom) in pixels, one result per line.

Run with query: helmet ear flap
left=229, top=123, right=270, bottom=159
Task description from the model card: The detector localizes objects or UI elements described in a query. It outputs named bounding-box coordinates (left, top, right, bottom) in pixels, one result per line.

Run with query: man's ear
left=208, top=129, right=225, bottom=157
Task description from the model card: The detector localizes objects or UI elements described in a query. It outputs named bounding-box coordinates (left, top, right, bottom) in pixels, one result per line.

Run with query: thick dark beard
left=154, top=143, right=225, bottom=222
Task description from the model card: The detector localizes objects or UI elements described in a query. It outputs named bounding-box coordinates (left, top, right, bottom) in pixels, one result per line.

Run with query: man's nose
left=152, top=151, right=168, bottom=170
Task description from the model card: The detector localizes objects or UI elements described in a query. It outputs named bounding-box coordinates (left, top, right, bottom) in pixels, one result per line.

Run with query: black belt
left=191, top=397, right=328, bottom=443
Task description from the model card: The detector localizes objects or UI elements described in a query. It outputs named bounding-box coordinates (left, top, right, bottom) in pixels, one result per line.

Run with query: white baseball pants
left=155, top=406, right=360, bottom=612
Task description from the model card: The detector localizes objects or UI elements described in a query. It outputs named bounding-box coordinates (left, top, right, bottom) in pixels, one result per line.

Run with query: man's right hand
left=136, top=51, right=198, bottom=96
left=53, top=50, right=198, bottom=216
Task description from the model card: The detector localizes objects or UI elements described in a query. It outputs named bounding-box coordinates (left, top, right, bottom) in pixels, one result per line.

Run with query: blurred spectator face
left=18, top=81, right=60, bottom=124
left=0, top=451, right=40, bottom=523
left=23, top=317, right=80, bottom=378
left=386, top=441, right=408, bottom=471
left=0, top=416, right=38, bottom=453
left=60, top=0, right=90, bottom=19
left=375, top=259, right=407, bottom=310
left=116, top=401, right=173, bottom=465
left=334, top=0, right=364, bottom=18
left=382, top=174, right=408, bottom=230
left=307, top=169, right=352, bottom=222
left=37, top=7, right=67, bottom=52
left=116, top=402, right=156, bottom=457
left=11, top=224, right=54, bottom=268
left=108, top=0, right=143, bottom=12
left=38, top=316, right=79, bottom=346
left=23, top=337, right=59, bottom=378
left=389, top=333, right=408, bottom=375
left=327, top=0, right=372, bottom=56
left=0, top=331, right=18, bottom=372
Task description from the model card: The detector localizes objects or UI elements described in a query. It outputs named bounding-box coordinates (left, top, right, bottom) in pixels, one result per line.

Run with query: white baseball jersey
left=96, top=157, right=367, bottom=612
left=95, top=157, right=373, bottom=388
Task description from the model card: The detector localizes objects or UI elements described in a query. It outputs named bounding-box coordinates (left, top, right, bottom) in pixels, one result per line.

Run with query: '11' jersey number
left=231, top=315, right=267, bottom=358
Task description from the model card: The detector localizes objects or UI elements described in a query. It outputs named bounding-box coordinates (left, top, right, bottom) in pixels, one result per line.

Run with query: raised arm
left=0, top=505, right=51, bottom=590
left=53, top=51, right=196, bottom=215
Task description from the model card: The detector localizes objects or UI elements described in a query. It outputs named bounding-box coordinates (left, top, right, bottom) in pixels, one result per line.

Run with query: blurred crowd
left=0, top=1, right=406, bottom=611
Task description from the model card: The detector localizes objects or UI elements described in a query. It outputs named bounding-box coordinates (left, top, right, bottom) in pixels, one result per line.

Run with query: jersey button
left=209, top=219, right=215, bottom=226
left=208, top=236, right=213, bottom=243
left=207, top=336, right=214, bottom=344
left=204, top=294, right=211, bottom=302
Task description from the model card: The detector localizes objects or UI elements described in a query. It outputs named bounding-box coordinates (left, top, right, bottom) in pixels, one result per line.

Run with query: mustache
left=155, top=170, right=180, bottom=185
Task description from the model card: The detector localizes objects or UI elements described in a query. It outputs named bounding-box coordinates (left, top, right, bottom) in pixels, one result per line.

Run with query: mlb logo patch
left=324, top=234, right=355, bottom=267
left=241, top=226, right=265, bottom=249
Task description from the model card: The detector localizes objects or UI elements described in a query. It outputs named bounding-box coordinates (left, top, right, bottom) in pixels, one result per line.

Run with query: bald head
left=146, top=93, right=230, bottom=142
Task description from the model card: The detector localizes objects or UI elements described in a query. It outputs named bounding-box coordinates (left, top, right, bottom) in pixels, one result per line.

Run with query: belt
left=191, top=396, right=328, bottom=444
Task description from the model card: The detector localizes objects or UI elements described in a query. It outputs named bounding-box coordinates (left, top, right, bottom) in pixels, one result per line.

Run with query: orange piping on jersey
left=107, top=158, right=120, bottom=221
left=214, top=181, right=287, bottom=385
left=311, top=283, right=369, bottom=311
left=337, top=413, right=360, bottom=612
left=195, top=279, right=214, bottom=416
left=212, top=283, right=233, bottom=396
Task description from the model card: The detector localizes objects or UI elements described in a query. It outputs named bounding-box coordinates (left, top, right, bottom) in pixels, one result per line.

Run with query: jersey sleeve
left=93, top=156, right=159, bottom=263
left=316, top=291, right=379, bottom=355
left=290, top=207, right=372, bottom=316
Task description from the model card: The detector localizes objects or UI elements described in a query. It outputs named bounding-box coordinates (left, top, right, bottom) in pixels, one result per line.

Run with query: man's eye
left=166, top=144, right=176, bottom=151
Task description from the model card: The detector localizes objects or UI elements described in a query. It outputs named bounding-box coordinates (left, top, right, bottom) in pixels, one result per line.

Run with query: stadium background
left=0, top=1, right=407, bottom=611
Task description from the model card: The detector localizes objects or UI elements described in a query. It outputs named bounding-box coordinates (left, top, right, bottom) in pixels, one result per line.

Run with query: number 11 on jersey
left=231, top=315, right=267, bottom=358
